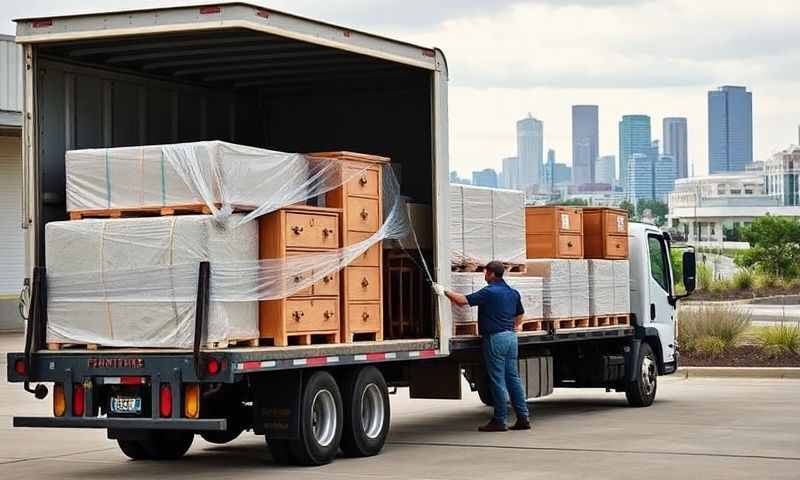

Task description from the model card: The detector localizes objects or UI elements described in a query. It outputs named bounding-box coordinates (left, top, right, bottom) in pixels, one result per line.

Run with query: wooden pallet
left=519, top=318, right=546, bottom=332
left=47, top=342, right=99, bottom=351
left=68, top=203, right=253, bottom=220
left=261, top=331, right=340, bottom=347
left=204, top=337, right=260, bottom=349
left=589, top=314, right=631, bottom=327
left=451, top=262, right=525, bottom=273
left=454, top=322, right=479, bottom=336
left=545, top=317, right=591, bottom=332
left=347, top=331, right=381, bottom=343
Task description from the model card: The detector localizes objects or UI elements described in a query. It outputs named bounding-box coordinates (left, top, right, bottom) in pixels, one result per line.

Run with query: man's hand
left=431, top=283, right=446, bottom=297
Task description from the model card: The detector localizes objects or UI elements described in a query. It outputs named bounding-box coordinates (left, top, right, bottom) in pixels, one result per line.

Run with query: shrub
left=678, top=304, right=751, bottom=352
left=694, top=336, right=727, bottom=358
left=732, top=269, right=754, bottom=290
left=697, top=263, right=713, bottom=291
left=709, top=278, right=732, bottom=294
left=753, top=272, right=780, bottom=291
left=758, top=323, right=800, bottom=356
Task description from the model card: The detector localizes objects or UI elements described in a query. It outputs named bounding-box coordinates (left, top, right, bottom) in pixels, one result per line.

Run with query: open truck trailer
left=6, top=3, right=696, bottom=466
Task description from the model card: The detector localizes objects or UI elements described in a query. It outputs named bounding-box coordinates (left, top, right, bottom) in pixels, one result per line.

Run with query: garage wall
left=0, top=133, right=23, bottom=331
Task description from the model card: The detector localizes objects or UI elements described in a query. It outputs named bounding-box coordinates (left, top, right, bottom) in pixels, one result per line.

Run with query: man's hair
left=485, top=260, right=505, bottom=278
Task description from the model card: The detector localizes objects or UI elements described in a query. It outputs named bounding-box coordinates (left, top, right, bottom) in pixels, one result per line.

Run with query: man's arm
left=445, top=290, right=469, bottom=306
left=513, top=314, right=523, bottom=331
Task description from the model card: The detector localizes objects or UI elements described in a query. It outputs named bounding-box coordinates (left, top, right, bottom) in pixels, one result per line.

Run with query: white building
left=764, top=145, right=800, bottom=206
left=0, top=35, right=24, bottom=331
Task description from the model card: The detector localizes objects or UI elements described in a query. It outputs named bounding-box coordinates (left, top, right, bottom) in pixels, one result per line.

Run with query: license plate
left=111, top=397, right=142, bottom=414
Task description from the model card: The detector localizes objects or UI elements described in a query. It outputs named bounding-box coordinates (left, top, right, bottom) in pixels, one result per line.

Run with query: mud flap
left=252, top=370, right=303, bottom=440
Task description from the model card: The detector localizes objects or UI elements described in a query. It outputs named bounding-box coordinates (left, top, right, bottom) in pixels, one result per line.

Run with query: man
left=433, top=261, right=531, bottom=432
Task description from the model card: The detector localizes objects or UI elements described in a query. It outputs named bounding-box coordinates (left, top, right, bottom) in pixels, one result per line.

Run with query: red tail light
left=159, top=384, right=172, bottom=418
left=207, top=358, right=220, bottom=375
left=14, top=359, right=26, bottom=375
left=72, top=384, right=85, bottom=417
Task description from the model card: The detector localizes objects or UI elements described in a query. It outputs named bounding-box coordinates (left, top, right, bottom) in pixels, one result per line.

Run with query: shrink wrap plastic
left=588, top=259, right=631, bottom=316
left=47, top=142, right=412, bottom=348
left=523, top=259, right=590, bottom=319
left=613, top=260, right=631, bottom=313
left=449, top=185, right=525, bottom=266
left=450, top=273, right=543, bottom=325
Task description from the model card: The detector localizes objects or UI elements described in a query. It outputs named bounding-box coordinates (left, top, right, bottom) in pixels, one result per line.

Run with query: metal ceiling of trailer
left=37, top=28, right=424, bottom=92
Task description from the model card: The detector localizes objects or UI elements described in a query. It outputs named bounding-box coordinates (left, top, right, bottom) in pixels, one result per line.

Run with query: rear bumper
left=13, top=416, right=227, bottom=431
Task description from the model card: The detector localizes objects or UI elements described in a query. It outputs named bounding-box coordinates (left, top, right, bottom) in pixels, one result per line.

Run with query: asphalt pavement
left=2, top=333, right=800, bottom=479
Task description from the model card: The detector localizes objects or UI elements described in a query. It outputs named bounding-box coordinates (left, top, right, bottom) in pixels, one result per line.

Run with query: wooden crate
left=68, top=203, right=252, bottom=220
left=258, top=205, right=342, bottom=347
left=384, top=250, right=434, bottom=340
left=525, top=206, right=584, bottom=259
left=582, top=207, right=629, bottom=259
left=318, top=151, right=390, bottom=343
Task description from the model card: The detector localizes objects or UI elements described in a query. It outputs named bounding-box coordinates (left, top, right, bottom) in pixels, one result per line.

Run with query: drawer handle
left=324, top=310, right=335, bottom=320
left=359, top=175, right=368, bottom=186
left=361, top=277, right=370, bottom=288
left=291, top=225, right=304, bottom=235
left=362, top=312, right=370, bottom=322
left=323, top=275, right=334, bottom=284
left=293, top=275, right=303, bottom=283
left=322, top=227, right=335, bottom=237
left=616, top=243, right=622, bottom=248
left=360, top=209, right=369, bottom=220
left=567, top=241, right=574, bottom=248
left=292, top=311, right=305, bottom=322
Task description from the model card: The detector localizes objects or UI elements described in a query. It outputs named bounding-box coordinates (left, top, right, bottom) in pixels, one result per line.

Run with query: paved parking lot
left=2, top=334, right=799, bottom=479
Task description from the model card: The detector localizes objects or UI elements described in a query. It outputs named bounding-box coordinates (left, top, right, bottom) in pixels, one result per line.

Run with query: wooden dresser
left=525, top=206, right=584, bottom=259
left=259, top=205, right=342, bottom=346
left=316, top=151, right=389, bottom=343
left=582, top=207, right=629, bottom=259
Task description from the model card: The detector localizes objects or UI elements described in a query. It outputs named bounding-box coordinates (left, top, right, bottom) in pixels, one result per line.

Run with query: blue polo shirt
left=465, top=279, right=524, bottom=336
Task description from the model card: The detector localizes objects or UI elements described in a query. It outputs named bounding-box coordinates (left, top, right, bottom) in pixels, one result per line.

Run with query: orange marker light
left=53, top=383, right=66, bottom=417
left=184, top=384, right=200, bottom=419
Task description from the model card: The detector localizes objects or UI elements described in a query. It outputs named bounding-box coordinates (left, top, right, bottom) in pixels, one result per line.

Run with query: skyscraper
left=500, top=156, right=520, bottom=189
left=627, top=153, right=653, bottom=205
left=545, top=149, right=556, bottom=191
left=655, top=154, right=676, bottom=201
left=619, top=115, right=652, bottom=188
left=472, top=168, right=498, bottom=188
left=572, top=105, right=599, bottom=186
left=596, top=155, right=616, bottom=187
left=516, top=114, right=543, bottom=191
left=663, top=117, right=688, bottom=179
left=708, top=86, right=753, bottom=173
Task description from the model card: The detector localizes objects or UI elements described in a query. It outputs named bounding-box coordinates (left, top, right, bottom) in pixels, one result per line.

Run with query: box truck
left=6, top=3, right=696, bottom=466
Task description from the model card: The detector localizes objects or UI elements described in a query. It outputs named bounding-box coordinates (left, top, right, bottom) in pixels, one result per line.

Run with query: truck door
left=646, top=233, right=675, bottom=363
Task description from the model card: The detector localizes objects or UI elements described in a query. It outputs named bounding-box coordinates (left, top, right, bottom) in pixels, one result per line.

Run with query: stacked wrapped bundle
left=588, top=259, right=631, bottom=316
left=523, top=259, right=590, bottom=319
left=449, top=185, right=525, bottom=267
left=450, top=273, right=544, bottom=329
left=613, top=260, right=631, bottom=313
left=45, top=215, right=259, bottom=348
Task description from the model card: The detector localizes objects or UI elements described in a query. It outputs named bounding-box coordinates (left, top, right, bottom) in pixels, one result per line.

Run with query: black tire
left=287, top=371, right=343, bottom=466
left=144, top=431, right=194, bottom=460
left=266, top=438, right=293, bottom=465
left=117, top=439, right=152, bottom=460
left=340, top=367, right=391, bottom=458
left=476, top=377, right=494, bottom=407
left=626, top=342, right=658, bottom=407
left=200, top=428, right=242, bottom=445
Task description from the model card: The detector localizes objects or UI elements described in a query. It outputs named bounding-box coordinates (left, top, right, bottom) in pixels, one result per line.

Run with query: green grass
left=757, top=323, right=800, bottom=357
left=696, top=263, right=713, bottom=291
left=678, top=304, right=752, bottom=353
left=732, top=269, right=754, bottom=290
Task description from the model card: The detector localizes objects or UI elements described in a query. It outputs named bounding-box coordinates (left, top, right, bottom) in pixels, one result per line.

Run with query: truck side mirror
left=682, top=251, right=696, bottom=293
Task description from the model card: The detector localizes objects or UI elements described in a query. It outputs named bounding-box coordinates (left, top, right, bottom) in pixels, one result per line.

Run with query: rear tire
left=340, top=367, right=390, bottom=457
left=476, top=377, right=494, bottom=407
left=266, top=438, right=293, bottom=465
left=626, top=342, right=658, bottom=407
left=200, top=429, right=242, bottom=445
left=287, top=371, right=343, bottom=466
left=117, top=439, right=152, bottom=460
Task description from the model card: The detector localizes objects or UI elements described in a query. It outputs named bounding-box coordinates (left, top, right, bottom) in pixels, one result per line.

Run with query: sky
left=3, top=0, right=799, bottom=178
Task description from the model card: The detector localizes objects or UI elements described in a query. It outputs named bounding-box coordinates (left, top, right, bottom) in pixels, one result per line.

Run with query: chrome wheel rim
left=311, top=389, right=337, bottom=447
left=360, top=383, right=385, bottom=439
left=641, top=355, right=657, bottom=396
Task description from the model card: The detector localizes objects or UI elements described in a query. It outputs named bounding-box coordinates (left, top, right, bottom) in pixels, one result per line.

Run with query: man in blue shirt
left=434, top=261, right=531, bottom=432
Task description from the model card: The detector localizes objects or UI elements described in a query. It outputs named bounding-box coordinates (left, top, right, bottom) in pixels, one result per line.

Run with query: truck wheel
left=626, top=342, right=657, bottom=407
left=117, top=439, right=152, bottom=460
left=266, top=438, right=293, bottom=465
left=288, top=371, right=343, bottom=466
left=146, top=431, right=194, bottom=460
left=200, top=429, right=242, bottom=445
left=476, top=378, right=494, bottom=407
left=340, top=367, right=390, bottom=457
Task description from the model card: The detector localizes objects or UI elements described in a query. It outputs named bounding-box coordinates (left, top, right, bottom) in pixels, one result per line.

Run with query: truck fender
left=625, top=338, right=642, bottom=384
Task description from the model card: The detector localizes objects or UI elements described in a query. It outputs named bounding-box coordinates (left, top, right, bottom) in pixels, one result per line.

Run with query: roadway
left=2, top=333, right=800, bottom=479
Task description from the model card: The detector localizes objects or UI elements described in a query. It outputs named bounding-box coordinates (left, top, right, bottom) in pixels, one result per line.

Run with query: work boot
left=478, top=419, right=508, bottom=432
left=510, top=416, right=531, bottom=430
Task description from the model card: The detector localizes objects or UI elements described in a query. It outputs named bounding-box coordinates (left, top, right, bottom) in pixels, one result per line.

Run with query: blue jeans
left=482, top=330, right=529, bottom=423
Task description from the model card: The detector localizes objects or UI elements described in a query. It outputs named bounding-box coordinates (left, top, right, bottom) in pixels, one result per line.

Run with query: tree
left=734, top=215, right=800, bottom=278
left=636, top=199, right=668, bottom=226
left=552, top=198, right=588, bottom=206
left=619, top=200, right=635, bottom=219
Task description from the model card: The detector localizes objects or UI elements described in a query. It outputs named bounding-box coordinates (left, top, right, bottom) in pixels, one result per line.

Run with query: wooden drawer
left=346, top=197, right=380, bottom=233
left=285, top=212, right=339, bottom=249
left=344, top=167, right=380, bottom=197
left=604, top=211, right=628, bottom=235
left=289, top=270, right=314, bottom=297
left=346, top=266, right=381, bottom=301
left=313, top=272, right=339, bottom=296
left=347, top=231, right=381, bottom=267
left=526, top=233, right=584, bottom=259
left=557, top=209, right=582, bottom=233
left=285, top=298, right=339, bottom=333
left=348, top=302, right=382, bottom=332
left=605, top=234, right=628, bottom=259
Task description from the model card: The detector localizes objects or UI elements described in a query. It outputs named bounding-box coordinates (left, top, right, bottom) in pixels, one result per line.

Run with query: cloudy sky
left=3, top=0, right=799, bottom=178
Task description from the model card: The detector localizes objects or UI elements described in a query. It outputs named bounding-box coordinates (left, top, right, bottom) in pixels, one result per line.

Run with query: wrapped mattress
left=45, top=214, right=258, bottom=348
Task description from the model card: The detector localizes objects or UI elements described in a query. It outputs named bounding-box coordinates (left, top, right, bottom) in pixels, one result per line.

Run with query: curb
left=677, top=366, right=800, bottom=379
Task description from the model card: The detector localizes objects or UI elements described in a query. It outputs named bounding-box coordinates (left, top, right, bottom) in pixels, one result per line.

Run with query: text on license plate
left=111, top=397, right=142, bottom=414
